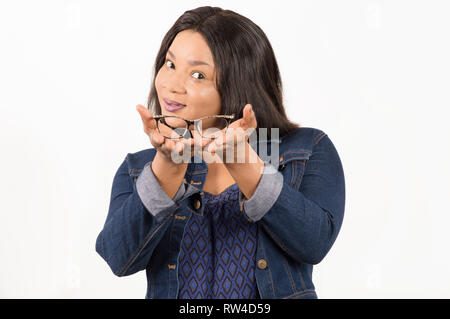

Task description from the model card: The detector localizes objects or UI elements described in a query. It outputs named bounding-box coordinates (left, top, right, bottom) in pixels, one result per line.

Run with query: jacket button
left=257, top=259, right=267, bottom=270
left=279, top=156, right=284, bottom=162
left=193, top=199, right=201, bottom=210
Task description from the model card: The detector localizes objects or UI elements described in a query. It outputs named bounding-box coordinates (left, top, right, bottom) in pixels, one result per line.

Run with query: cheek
left=188, top=86, right=221, bottom=109
left=154, top=70, right=163, bottom=92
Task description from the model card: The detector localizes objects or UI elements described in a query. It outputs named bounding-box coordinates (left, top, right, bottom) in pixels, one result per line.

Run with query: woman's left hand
left=203, top=104, right=257, bottom=164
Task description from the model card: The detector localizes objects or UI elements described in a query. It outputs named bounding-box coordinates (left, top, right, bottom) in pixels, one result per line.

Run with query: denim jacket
left=95, top=127, right=346, bottom=299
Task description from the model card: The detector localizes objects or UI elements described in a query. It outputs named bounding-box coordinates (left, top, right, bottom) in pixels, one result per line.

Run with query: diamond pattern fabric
left=178, top=183, right=259, bottom=299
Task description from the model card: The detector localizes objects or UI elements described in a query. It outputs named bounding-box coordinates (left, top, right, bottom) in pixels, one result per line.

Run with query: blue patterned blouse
left=178, top=183, right=259, bottom=299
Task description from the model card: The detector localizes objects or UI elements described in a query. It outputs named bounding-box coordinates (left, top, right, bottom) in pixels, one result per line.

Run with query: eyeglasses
left=152, top=114, right=235, bottom=140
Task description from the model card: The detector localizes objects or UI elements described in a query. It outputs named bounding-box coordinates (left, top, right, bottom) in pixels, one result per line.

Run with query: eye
left=165, top=60, right=175, bottom=69
left=164, top=58, right=205, bottom=80
left=192, top=72, right=205, bottom=80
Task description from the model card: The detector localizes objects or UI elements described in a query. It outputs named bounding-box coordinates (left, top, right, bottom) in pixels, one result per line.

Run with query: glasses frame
left=152, top=114, right=236, bottom=140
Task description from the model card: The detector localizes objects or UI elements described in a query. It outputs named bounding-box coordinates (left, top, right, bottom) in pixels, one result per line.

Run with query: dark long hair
left=147, top=6, right=301, bottom=139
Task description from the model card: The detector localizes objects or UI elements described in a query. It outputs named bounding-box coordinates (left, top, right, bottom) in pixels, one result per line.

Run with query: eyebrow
left=167, top=50, right=212, bottom=68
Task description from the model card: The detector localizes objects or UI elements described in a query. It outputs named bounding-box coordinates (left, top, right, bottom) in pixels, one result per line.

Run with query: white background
left=1, top=0, right=449, bottom=298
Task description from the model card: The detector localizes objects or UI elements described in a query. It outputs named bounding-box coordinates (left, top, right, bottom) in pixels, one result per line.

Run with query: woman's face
left=155, top=30, right=222, bottom=133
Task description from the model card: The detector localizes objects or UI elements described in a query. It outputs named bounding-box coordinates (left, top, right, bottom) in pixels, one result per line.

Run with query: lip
left=163, top=98, right=186, bottom=112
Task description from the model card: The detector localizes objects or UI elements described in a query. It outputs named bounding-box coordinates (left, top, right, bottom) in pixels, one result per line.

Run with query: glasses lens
left=157, top=117, right=189, bottom=139
left=197, top=118, right=229, bottom=139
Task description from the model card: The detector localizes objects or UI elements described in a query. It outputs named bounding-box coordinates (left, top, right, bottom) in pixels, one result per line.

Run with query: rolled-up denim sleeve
left=136, top=161, right=186, bottom=220
left=239, top=161, right=284, bottom=222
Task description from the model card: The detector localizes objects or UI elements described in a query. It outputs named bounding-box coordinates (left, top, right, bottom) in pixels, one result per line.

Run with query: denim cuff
left=136, top=162, right=186, bottom=219
left=241, top=161, right=284, bottom=222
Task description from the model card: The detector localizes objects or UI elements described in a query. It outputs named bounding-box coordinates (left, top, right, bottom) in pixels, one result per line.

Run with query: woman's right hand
left=136, top=104, right=210, bottom=164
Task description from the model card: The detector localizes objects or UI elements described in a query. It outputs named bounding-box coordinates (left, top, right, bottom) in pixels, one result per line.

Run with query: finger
left=208, top=133, right=224, bottom=153
left=241, top=104, right=255, bottom=128
left=179, top=137, right=193, bottom=153
left=168, top=138, right=187, bottom=155
left=172, top=139, right=185, bottom=155
left=161, top=137, right=177, bottom=153
left=210, top=127, right=242, bottom=155
left=137, top=104, right=167, bottom=149
left=249, top=105, right=257, bottom=127
left=175, top=138, right=195, bottom=160
left=149, top=131, right=165, bottom=147
left=192, top=128, right=213, bottom=150
left=136, top=104, right=157, bottom=131
left=160, top=140, right=178, bottom=159
left=202, top=143, right=220, bottom=162
left=192, top=127, right=205, bottom=146
left=244, top=104, right=252, bottom=117
left=176, top=142, right=185, bottom=154
left=225, top=128, right=241, bottom=149
left=204, top=128, right=226, bottom=153
left=207, top=142, right=216, bottom=154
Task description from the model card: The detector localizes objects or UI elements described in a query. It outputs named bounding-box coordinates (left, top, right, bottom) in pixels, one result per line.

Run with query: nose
left=164, top=73, right=186, bottom=94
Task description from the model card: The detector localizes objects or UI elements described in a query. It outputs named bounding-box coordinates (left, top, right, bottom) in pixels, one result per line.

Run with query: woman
left=96, top=6, right=345, bottom=299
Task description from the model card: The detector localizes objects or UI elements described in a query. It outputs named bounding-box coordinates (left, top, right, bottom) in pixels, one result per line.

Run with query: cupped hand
left=136, top=104, right=211, bottom=163
left=203, top=104, right=257, bottom=163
